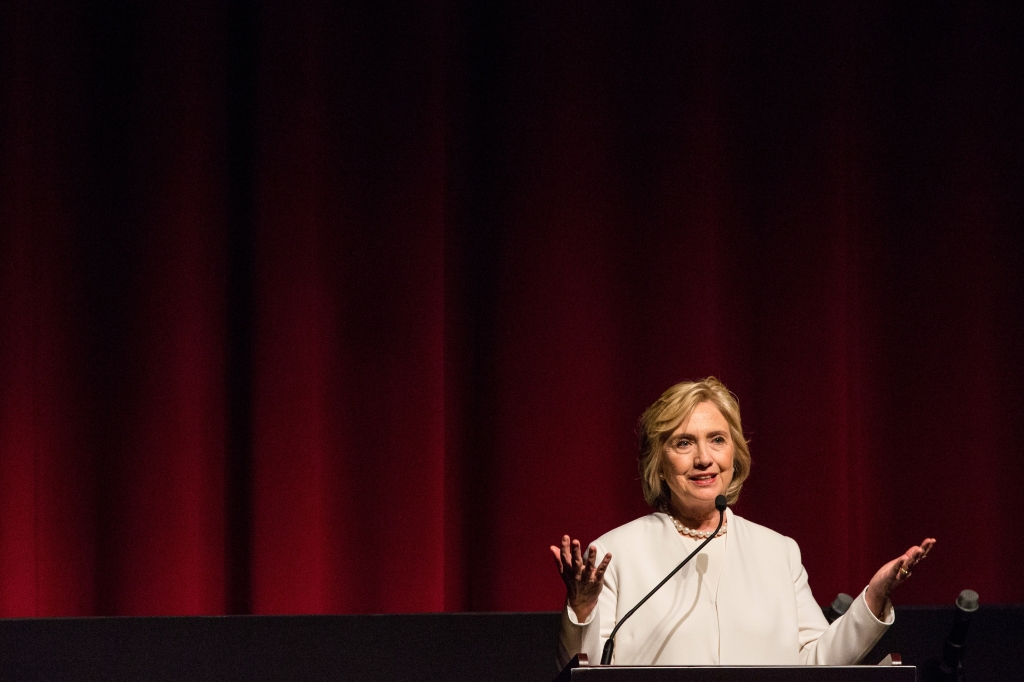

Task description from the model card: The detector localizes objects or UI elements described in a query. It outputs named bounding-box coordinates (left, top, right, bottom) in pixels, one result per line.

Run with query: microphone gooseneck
left=600, top=495, right=728, bottom=666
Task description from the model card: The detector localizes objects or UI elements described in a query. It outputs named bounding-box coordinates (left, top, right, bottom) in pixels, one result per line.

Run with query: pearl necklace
left=661, top=506, right=727, bottom=539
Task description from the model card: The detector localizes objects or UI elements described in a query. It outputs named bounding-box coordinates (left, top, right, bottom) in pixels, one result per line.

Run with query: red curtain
left=1, top=1, right=1022, bottom=617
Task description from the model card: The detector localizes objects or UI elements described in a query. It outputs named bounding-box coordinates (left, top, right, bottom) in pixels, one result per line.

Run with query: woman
left=552, top=377, right=934, bottom=667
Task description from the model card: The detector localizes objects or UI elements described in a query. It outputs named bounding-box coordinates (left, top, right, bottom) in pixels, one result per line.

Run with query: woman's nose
left=693, top=441, right=711, bottom=465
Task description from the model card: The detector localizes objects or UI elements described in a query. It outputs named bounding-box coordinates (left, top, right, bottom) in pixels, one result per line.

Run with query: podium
left=555, top=656, right=915, bottom=681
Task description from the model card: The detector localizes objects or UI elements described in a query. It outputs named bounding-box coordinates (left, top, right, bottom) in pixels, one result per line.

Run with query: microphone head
left=956, top=589, right=979, bottom=612
left=830, top=592, right=854, bottom=616
left=715, top=495, right=728, bottom=512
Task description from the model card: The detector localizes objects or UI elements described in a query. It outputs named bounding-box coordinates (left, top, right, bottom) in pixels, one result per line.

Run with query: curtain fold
left=1, top=1, right=1022, bottom=616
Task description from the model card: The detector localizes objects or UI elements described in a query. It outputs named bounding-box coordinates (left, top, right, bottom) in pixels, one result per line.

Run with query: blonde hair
left=638, top=377, right=751, bottom=508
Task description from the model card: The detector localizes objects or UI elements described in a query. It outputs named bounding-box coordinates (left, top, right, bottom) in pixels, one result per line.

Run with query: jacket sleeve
left=788, top=537, right=894, bottom=665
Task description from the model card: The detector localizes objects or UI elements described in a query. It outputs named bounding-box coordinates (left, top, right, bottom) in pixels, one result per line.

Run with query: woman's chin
left=676, top=490, right=724, bottom=512
left=688, top=486, right=723, bottom=501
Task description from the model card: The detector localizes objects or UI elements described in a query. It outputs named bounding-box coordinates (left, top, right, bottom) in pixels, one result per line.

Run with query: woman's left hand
left=865, top=537, right=936, bottom=618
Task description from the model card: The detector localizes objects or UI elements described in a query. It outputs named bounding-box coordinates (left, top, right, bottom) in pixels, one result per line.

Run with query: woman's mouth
left=689, top=474, right=718, bottom=487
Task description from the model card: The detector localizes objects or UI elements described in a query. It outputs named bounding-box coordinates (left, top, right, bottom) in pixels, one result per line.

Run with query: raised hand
left=550, top=535, right=612, bottom=622
left=865, top=537, right=936, bottom=618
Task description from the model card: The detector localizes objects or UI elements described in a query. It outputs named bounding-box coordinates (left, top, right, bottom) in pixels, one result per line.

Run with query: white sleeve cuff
left=563, top=600, right=598, bottom=626
left=858, top=586, right=895, bottom=625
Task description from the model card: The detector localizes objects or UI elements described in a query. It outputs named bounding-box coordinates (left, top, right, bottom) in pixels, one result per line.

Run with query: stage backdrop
left=1, top=1, right=1022, bottom=617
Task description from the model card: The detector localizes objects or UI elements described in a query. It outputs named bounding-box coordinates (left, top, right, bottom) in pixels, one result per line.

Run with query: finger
left=585, top=548, right=598, bottom=577
left=896, top=545, right=923, bottom=571
left=560, top=535, right=572, bottom=565
left=912, top=543, right=931, bottom=565
left=594, top=552, right=612, bottom=580
left=906, top=539, right=935, bottom=568
left=551, top=545, right=565, bottom=571
left=571, top=540, right=584, bottom=578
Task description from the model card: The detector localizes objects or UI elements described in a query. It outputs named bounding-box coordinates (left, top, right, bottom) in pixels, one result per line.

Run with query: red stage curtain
left=1, top=1, right=1022, bottom=617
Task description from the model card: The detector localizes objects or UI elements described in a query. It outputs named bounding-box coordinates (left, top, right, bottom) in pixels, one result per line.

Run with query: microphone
left=938, top=589, right=979, bottom=680
left=824, top=592, right=853, bottom=624
left=600, top=495, right=727, bottom=665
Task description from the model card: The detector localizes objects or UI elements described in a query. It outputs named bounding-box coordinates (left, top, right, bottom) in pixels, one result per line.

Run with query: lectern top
left=569, top=666, right=915, bottom=682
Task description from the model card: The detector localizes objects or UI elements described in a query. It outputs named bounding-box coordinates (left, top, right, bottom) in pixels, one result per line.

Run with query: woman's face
left=661, top=401, right=735, bottom=517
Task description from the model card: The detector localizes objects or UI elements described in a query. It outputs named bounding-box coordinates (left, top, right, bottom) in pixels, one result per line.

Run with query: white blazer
left=559, top=509, right=893, bottom=667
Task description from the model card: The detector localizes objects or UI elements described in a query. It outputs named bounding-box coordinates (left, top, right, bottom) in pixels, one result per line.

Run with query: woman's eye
left=713, top=436, right=725, bottom=444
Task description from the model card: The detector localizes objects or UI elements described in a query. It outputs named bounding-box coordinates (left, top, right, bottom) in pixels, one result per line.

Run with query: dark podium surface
left=0, top=605, right=1020, bottom=681
left=566, top=665, right=915, bottom=681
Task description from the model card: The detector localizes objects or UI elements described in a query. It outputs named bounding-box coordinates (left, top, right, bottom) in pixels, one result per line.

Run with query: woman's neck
left=668, top=499, right=723, bottom=532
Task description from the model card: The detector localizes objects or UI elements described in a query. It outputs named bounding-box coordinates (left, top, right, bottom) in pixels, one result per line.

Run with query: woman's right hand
left=550, top=535, right=612, bottom=622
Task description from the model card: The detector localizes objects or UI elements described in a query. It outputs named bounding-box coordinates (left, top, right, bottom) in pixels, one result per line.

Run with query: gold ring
left=899, top=566, right=910, bottom=577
